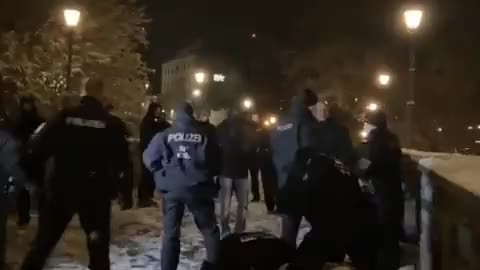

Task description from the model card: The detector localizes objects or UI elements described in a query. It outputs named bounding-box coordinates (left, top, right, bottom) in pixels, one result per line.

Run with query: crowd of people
left=0, top=75, right=405, bottom=270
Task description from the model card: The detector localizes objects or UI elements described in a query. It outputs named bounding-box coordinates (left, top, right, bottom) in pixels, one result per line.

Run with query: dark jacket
left=16, top=100, right=43, bottom=143
left=140, top=104, right=171, bottom=152
left=143, top=102, right=221, bottom=196
left=109, top=114, right=131, bottom=168
left=366, top=127, right=402, bottom=193
left=317, top=118, right=358, bottom=170
left=216, top=115, right=254, bottom=179
left=25, top=96, right=125, bottom=200
left=0, top=129, right=28, bottom=191
left=366, top=125, right=403, bottom=225
left=270, top=97, right=321, bottom=191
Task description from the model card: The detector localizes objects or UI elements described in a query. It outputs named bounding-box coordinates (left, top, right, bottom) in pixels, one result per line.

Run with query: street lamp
left=269, top=116, right=278, bottom=125
left=63, top=9, right=81, bottom=92
left=366, top=102, right=379, bottom=112
left=403, top=7, right=423, bottom=147
left=192, top=89, right=202, bottom=98
left=243, top=98, right=254, bottom=110
left=377, top=73, right=391, bottom=87
left=195, top=72, right=206, bottom=84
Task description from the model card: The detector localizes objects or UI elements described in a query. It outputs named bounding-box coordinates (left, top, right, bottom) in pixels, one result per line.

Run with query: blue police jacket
left=143, top=102, right=221, bottom=195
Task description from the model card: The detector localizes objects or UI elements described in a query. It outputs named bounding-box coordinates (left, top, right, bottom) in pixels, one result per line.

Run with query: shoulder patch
left=66, top=117, right=106, bottom=129
left=277, top=123, right=293, bottom=131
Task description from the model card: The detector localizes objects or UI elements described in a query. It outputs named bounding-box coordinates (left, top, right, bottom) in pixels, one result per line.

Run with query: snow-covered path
left=7, top=200, right=313, bottom=270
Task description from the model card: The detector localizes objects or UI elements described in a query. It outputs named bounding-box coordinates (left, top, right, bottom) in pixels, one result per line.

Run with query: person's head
left=84, top=77, right=105, bottom=101
left=299, top=88, right=319, bottom=108
left=365, top=110, right=388, bottom=133
left=174, top=101, right=194, bottom=123
left=20, top=96, right=37, bottom=113
left=228, top=107, right=241, bottom=118
left=105, top=102, right=114, bottom=112
left=146, top=103, right=165, bottom=120
left=197, top=109, right=211, bottom=122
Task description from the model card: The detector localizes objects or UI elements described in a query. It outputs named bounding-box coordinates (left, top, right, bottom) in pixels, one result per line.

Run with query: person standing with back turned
left=143, top=102, right=221, bottom=270
left=270, top=89, right=322, bottom=247
left=139, top=103, right=171, bottom=207
left=21, top=78, right=126, bottom=270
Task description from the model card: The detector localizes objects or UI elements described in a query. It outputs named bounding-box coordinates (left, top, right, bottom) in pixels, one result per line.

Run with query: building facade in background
left=160, top=50, right=239, bottom=110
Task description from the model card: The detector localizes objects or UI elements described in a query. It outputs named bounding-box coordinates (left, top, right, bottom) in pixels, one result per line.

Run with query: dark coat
left=366, top=126, right=403, bottom=225
left=270, top=97, right=321, bottom=191
left=25, top=96, right=125, bottom=200
left=0, top=129, right=28, bottom=190
left=216, top=116, right=254, bottom=179
left=143, top=103, right=221, bottom=197
left=317, top=118, right=358, bottom=170
left=140, top=105, right=171, bottom=152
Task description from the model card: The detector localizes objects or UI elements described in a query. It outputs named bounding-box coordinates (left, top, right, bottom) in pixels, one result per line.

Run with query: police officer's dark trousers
left=281, top=215, right=302, bottom=247
left=259, top=158, right=276, bottom=212
left=162, top=191, right=220, bottom=270
left=21, top=195, right=111, bottom=270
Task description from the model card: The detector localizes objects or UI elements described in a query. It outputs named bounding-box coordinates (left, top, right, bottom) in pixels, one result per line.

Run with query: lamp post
left=404, top=8, right=423, bottom=147
left=63, top=9, right=81, bottom=92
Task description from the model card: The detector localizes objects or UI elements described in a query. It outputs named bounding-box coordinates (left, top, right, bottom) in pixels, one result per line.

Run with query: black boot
left=200, top=261, right=218, bottom=270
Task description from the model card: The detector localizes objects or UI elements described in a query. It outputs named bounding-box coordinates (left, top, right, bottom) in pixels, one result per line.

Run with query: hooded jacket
left=143, top=102, right=221, bottom=195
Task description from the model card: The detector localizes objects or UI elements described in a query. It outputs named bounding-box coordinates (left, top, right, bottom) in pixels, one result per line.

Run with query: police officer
left=143, top=102, right=221, bottom=270
left=270, top=89, right=322, bottom=247
left=21, top=78, right=126, bottom=270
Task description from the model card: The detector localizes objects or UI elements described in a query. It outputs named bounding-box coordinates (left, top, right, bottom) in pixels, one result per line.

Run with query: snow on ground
left=7, top=197, right=417, bottom=270
left=6, top=199, right=315, bottom=270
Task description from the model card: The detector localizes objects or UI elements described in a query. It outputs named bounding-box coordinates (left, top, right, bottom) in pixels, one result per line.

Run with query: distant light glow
left=264, top=120, right=271, bottom=127
left=213, top=74, right=225, bottom=82
left=354, top=98, right=359, bottom=103
left=360, top=130, right=369, bottom=139
left=243, top=98, right=254, bottom=110
left=64, top=9, right=81, bottom=27
left=467, top=126, right=474, bottom=130
left=251, top=33, right=257, bottom=39
left=366, top=103, right=379, bottom=112
left=477, top=125, right=480, bottom=130
left=404, top=9, right=423, bottom=30
left=269, top=116, right=278, bottom=125
left=437, top=127, right=443, bottom=133
left=195, top=72, right=206, bottom=83
left=192, top=89, right=202, bottom=97
left=378, top=73, right=391, bottom=86
left=475, top=140, right=480, bottom=144
left=145, top=83, right=150, bottom=89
